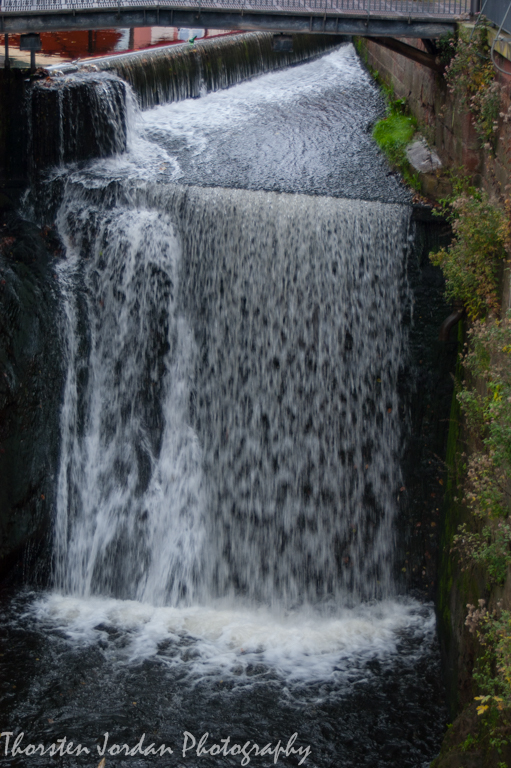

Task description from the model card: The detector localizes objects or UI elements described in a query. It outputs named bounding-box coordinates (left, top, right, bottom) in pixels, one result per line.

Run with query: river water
left=0, top=43, right=446, bottom=767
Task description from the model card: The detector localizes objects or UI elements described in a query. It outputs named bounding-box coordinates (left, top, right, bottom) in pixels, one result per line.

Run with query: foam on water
left=50, top=44, right=401, bottom=203
left=51, top=45, right=370, bottom=187
left=31, top=593, right=435, bottom=686
left=133, top=43, right=404, bottom=200
left=140, top=44, right=365, bottom=137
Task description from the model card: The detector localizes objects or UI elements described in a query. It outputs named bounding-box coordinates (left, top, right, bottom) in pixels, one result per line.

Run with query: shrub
left=430, top=194, right=510, bottom=319
left=465, top=601, right=511, bottom=754
left=452, top=314, right=511, bottom=585
left=444, top=22, right=501, bottom=147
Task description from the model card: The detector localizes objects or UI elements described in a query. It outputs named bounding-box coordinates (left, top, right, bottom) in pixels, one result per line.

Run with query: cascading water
left=54, top=183, right=409, bottom=607
left=178, top=188, right=410, bottom=606
left=54, top=202, right=205, bottom=605
left=30, top=72, right=129, bottom=171
left=0, top=42, right=447, bottom=768
left=51, top=32, right=341, bottom=109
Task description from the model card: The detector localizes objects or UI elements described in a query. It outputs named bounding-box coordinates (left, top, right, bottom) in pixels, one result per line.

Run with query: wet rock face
left=0, top=70, right=30, bottom=208
left=394, top=212, right=458, bottom=600
left=0, top=211, right=63, bottom=582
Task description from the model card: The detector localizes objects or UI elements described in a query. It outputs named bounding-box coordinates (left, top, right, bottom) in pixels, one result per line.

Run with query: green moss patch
left=372, top=107, right=419, bottom=189
left=373, top=113, right=416, bottom=160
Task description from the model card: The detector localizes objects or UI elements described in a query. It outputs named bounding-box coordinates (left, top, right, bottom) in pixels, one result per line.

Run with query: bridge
left=0, top=0, right=471, bottom=38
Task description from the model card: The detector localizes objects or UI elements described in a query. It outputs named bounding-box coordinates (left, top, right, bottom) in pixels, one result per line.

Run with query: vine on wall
left=453, top=314, right=511, bottom=582
left=431, top=192, right=511, bottom=755
left=444, top=305, right=511, bottom=760
left=357, top=23, right=511, bottom=761
left=428, top=132, right=511, bottom=753
left=465, top=598, right=511, bottom=759
left=430, top=191, right=510, bottom=319
left=444, top=22, right=501, bottom=149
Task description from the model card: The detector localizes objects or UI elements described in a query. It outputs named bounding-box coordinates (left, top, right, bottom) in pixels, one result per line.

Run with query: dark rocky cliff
left=0, top=208, right=63, bottom=581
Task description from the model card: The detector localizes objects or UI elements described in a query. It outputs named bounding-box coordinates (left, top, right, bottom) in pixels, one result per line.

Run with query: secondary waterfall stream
left=0, top=43, right=446, bottom=767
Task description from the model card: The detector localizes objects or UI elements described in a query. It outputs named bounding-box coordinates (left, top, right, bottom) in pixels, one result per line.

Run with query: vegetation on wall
left=436, top=312, right=511, bottom=760
left=371, top=92, right=419, bottom=189
left=454, top=315, right=511, bottom=578
left=465, top=599, right=511, bottom=757
left=430, top=191, right=510, bottom=319
left=444, top=22, right=501, bottom=148
left=433, top=219, right=511, bottom=757
left=352, top=41, right=419, bottom=188
left=357, top=23, right=511, bottom=763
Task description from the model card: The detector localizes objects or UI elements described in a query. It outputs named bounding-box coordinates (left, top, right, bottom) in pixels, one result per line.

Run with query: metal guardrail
left=482, top=0, right=511, bottom=33
left=0, top=0, right=471, bottom=16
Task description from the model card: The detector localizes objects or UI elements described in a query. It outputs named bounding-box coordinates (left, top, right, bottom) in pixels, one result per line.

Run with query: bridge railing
left=1, top=0, right=472, bottom=17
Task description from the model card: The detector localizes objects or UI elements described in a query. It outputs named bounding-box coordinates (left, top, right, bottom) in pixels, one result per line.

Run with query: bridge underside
left=0, top=9, right=457, bottom=37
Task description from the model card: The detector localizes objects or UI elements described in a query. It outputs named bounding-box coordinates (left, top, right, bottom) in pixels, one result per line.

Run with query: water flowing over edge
left=0, top=53, right=451, bottom=768
left=19, top=48, right=441, bottom=702
left=50, top=179, right=412, bottom=612
left=49, top=32, right=343, bottom=110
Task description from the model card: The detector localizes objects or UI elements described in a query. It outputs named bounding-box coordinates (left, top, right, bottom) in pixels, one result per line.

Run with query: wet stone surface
left=0, top=212, right=63, bottom=579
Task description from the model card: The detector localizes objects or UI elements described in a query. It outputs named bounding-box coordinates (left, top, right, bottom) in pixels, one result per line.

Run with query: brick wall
left=360, top=36, right=511, bottom=193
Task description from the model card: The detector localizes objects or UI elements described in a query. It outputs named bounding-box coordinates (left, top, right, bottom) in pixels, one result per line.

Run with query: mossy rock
left=431, top=703, right=511, bottom=768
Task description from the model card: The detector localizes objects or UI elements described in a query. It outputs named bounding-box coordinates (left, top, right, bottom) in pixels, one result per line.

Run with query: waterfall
left=54, top=197, right=206, bottom=606
left=30, top=72, right=130, bottom=172
left=49, top=33, right=342, bottom=110
left=178, top=187, right=411, bottom=606
left=53, top=179, right=411, bottom=609
left=30, top=33, right=342, bottom=179
left=1, top=48, right=448, bottom=768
